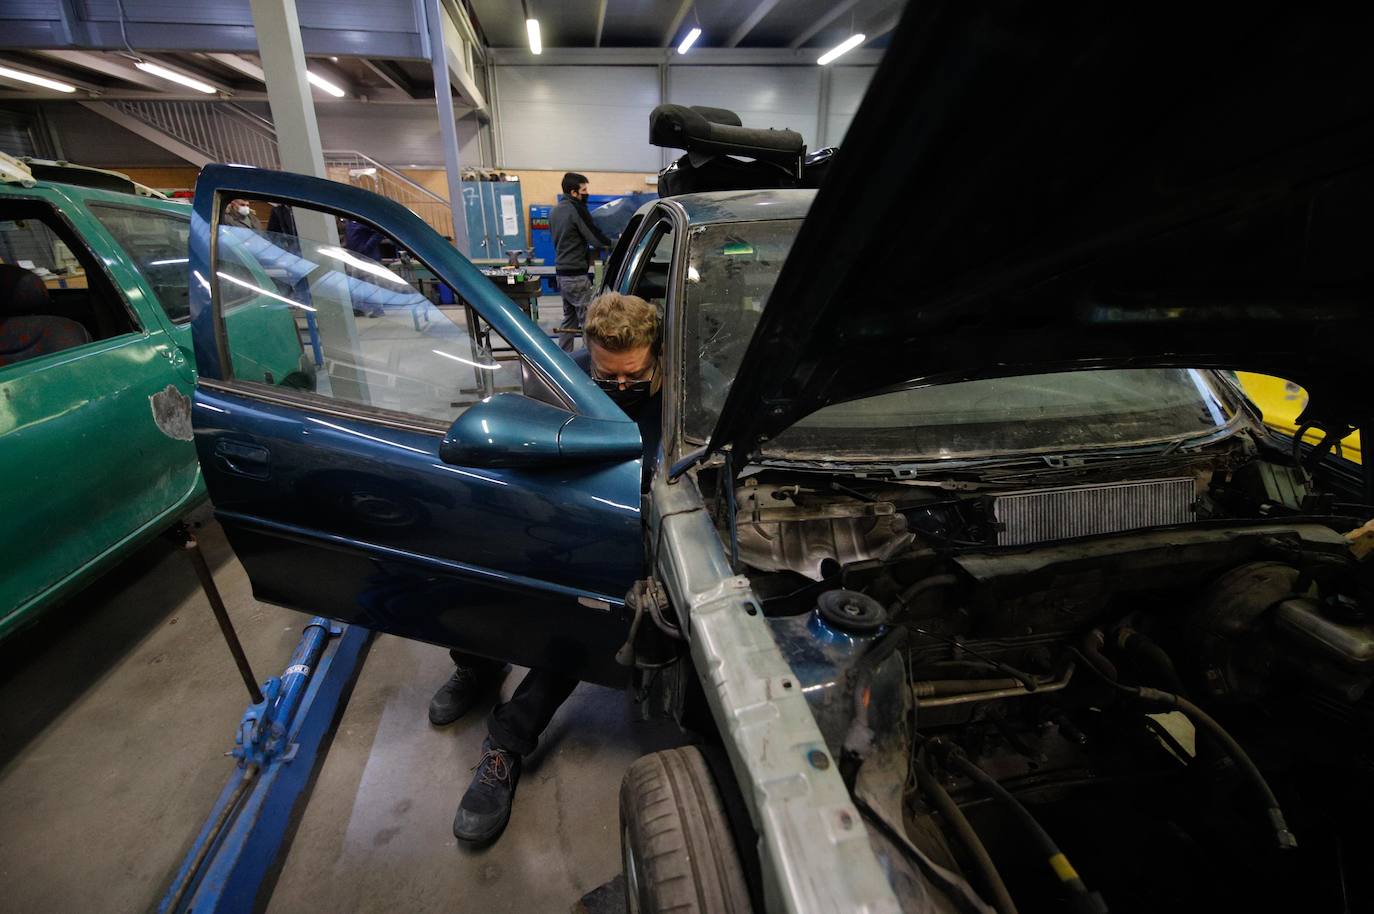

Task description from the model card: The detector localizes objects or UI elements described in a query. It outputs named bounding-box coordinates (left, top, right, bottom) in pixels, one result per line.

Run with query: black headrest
left=690, top=106, right=742, bottom=127
left=0, top=264, right=50, bottom=317
left=650, top=104, right=804, bottom=171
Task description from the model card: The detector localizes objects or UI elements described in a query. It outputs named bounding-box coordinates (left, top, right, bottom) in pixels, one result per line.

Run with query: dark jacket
left=551, top=197, right=612, bottom=276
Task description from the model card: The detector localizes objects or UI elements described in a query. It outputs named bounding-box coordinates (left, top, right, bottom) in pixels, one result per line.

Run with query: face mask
left=236, top=205, right=251, bottom=217
left=606, top=385, right=650, bottom=410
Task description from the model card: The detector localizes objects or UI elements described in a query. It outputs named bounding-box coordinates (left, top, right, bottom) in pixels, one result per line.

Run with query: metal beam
left=437, top=3, right=486, bottom=110
left=424, top=0, right=470, bottom=253
left=725, top=0, right=782, bottom=48
left=33, top=50, right=169, bottom=91
left=787, top=0, right=860, bottom=49
left=77, top=101, right=213, bottom=167
left=594, top=0, right=608, bottom=48
left=0, top=54, right=105, bottom=94
left=662, top=0, right=694, bottom=48
left=488, top=46, right=883, bottom=66
left=2, top=21, right=425, bottom=60
left=202, top=53, right=266, bottom=83
left=361, top=58, right=418, bottom=97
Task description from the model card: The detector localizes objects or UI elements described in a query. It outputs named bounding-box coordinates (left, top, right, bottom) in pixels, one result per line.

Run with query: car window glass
left=213, top=200, right=533, bottom=426
left=87, top=203, right=194, bottom=323
left=0, top=199, right=138, bottom=369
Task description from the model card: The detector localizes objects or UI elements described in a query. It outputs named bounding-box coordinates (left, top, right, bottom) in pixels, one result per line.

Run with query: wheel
left=619, top=746, right=753, bottom=914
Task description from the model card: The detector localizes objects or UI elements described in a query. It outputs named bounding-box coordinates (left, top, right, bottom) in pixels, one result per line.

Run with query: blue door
left=187, top=166, right=644, bottom=685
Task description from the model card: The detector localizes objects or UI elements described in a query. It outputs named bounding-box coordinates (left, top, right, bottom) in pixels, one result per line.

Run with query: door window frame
left=0, top=191, right=146, bottom=344
left=199, top=189, right=576, bottom=437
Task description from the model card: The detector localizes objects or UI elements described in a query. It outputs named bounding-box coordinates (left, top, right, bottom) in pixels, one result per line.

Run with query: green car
left=0, top=155, right=307, bottom=638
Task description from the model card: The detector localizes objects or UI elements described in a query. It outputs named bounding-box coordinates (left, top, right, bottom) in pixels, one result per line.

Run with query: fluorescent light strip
left=677, top=27, right=702, bottom=54
left=818, top=33, right=865, bottom=66
left=527, top=19, right=542, bottom=55
left=0, top=65, right=77, bottom=93
left=306, top=70, right=346, bottom=98
left=135, top=60, right=216, bottom=94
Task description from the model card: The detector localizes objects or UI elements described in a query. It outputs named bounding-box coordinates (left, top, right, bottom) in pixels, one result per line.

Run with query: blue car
left=188, top=7, right=1374, bottom=912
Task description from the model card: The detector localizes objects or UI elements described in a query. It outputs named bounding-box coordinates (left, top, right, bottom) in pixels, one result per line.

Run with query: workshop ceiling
left=468, top=0, right=902, bottom=50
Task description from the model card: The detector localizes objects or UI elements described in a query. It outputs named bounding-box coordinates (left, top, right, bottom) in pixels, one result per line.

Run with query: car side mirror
left=439, top=393, right=643, bottom=469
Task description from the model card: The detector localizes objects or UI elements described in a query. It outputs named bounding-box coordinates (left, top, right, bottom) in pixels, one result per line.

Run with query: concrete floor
left=0, top=504, right=685, bottom=913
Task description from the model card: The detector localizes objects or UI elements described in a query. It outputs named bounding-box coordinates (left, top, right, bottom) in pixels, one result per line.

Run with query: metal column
left=425, top=0, right=471, bottom=254
left=249, top=0, right=368, bottom=403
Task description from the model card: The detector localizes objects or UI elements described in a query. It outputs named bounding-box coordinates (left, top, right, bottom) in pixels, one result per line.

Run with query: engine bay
left=702, top=439, right=1374, bottom=913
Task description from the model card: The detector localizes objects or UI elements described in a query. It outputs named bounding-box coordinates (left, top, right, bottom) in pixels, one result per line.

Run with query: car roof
left=667, top=188, right=815, bottom=225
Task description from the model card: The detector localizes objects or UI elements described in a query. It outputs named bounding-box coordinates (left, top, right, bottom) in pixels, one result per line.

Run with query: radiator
left=992, top=477, right=1197, bottom=546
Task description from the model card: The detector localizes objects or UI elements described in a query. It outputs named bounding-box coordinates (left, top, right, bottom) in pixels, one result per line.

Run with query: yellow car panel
left=1237, top=372, right=1362, bottom=464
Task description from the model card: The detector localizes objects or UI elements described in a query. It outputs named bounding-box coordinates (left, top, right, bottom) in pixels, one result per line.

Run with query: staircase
left=101, top=100, right=455, bottom=238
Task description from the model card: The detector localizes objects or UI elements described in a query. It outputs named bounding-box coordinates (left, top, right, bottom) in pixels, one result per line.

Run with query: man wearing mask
left=549, top=172, right=613, bottom=352
left=223, top=199, right=263, bottom=232
left=437, top=293, right=662, bottom=845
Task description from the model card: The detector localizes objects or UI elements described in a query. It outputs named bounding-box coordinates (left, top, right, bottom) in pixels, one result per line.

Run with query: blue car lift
left=157, top=525, right=371, bottom=914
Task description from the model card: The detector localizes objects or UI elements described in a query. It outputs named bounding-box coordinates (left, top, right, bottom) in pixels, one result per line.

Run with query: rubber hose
left=1116, top=628, right=1189, bottom=697
left=915, top=750, right=1019, bottom=914
left=946, top=752, right=1109, bottom=914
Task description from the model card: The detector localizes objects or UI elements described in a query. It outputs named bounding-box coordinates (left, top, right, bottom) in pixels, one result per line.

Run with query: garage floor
left=0, top=511, right=686, bottom=913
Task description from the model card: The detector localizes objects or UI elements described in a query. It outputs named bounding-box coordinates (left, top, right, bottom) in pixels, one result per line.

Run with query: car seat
left=0, top=264, right=92, bottom=367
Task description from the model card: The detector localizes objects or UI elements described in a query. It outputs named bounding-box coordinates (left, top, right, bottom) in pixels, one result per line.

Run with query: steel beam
left=662, top=0, right=694, bottom=48
left=787, top=0, right=861, bottom=50
left=593, top=0, right=609, bottom=48
left=77, top=101, right=213, bottom=167
left=34, top=49, right=169, bottom=92
left=488, top=46, right=883, bottom=66
left=725, top=0, right=783, bottom=48
left=424, top=0, right=470, bottom=253
left=249, top=0, right=327, bottom=177
left=361, top=58, right=419, bottom=97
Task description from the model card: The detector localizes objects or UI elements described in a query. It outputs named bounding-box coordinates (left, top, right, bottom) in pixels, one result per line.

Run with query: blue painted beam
left=159, top=620, right=372, bottom=914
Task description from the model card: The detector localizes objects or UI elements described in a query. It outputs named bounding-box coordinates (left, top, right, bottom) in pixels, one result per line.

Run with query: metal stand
left=167, top=522, right=264, bottom=705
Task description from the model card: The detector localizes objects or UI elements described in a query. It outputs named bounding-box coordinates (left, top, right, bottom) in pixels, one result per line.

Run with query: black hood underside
left=710, top=3, right=1374, bottom=462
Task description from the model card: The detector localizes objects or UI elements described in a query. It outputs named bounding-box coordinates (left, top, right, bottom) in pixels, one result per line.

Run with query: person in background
left=223, top=199, right=263, bottom=231
left=437, top=292, right=662, bottom=846
left=343, top=219, right=387, bottom=317
left=344, top=219, right=386, bottom=263
left=550, top=172, right=613, bottom=352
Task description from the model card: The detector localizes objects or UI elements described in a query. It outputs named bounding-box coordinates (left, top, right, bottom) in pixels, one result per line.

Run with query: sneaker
left=428, top=663, right=499, bottom=726
left=453, top=738, right=521, bottom=844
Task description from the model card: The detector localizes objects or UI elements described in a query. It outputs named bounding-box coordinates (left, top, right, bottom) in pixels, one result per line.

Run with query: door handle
left=214, top=439, right=271, bottom=479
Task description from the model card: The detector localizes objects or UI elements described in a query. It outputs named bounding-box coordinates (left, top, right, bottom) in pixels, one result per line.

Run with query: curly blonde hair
left=583, top=292, right=659, bottom=352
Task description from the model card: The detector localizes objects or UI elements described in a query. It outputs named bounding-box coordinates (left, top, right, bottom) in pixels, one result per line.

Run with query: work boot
left=453, top=737, right=521, bottom=844
left=428, top=663, right=501, bottom=726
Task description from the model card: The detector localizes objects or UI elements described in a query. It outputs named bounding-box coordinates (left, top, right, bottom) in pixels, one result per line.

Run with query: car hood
left=709, top=4, right=1374, bottom=464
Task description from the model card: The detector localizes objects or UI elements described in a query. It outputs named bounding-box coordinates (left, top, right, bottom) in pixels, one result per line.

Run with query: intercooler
left=992, top=477, right=1197, bottom=546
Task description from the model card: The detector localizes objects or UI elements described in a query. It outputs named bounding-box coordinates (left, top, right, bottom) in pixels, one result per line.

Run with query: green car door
left=0, top=185, right=305, bottom=637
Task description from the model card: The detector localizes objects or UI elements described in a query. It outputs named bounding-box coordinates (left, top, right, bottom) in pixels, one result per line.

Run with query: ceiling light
left=135, top=60, right=216, bottom=94
left=0, top=65, right=77, bottom=93
left=307, top=70, right=346, bottom=98
left=817, top=33, right=865, bottom=66
left=526, top=19, right=542, bottom=55
left=677, top=27, right=702, bottom=54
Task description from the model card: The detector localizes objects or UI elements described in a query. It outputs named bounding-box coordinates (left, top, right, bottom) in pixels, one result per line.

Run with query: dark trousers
left=450, top=650, right=578, bottom=757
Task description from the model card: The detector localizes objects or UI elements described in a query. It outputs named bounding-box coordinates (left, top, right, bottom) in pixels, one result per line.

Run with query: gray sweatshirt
left=550, top=198, right=612, bottom=275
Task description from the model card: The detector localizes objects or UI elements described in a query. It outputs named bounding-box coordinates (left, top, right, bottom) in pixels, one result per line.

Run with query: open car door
left=187, top=166, right=645, bottom=686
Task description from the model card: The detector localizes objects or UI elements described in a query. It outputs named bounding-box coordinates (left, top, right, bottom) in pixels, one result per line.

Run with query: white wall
left=826, top=66, right=877, bottom=147
left=494, top=64, right=876, bottom=172
left=494, top=66, right=661, bottom=172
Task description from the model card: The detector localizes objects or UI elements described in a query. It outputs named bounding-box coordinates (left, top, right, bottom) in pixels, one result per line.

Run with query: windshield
left=682, top=219, right=1242, bottom=459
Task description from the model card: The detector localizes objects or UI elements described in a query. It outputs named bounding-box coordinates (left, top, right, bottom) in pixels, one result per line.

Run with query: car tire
left=619, top=746, right=753, bottom=914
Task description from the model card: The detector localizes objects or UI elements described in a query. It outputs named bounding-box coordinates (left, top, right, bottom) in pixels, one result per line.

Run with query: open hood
left=710, top=4, right=1374, bottom=464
